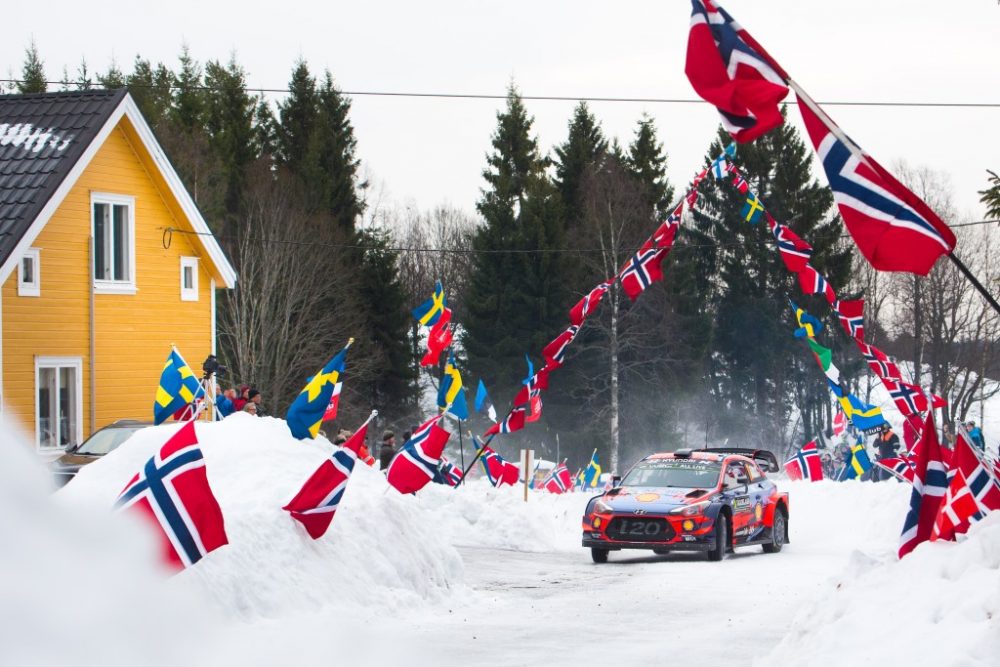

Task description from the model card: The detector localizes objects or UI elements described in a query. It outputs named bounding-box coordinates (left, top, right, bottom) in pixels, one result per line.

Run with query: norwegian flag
left=770, top=219, right=813, bottom=273
left=386, top=415, right=451, bottom=495
left=855, top=342, right=902, bottom=381
left=484, top=406, right=527, bottom=437
left=569, top=282, right=611, bottom=327
left=686, top=168, right=710, bottom=207
left=899, top=411, right=949, bottom=558
left=618, top=244, right=668, bottom=301
left=419, top=308, right=453, bottom=367
left=543, top=463, right=573, bottom=494
left=728, top=163, right=750, bottom=194
left=322, top=382, right=344, bottom=422
left=480, top=445, right=520, bottom=487
left=797, top=96, right=956, bottom=276
left=902, top=414, right=923, bottom=454
left=882, top=379, right=947, bottom=416
left=797, top=264, right=837, bottom=305
left=875, top=457, right=916, bottom=484
left=685, top=0, right=789, bottom=143
left=932, top=431, right=1000, bottom=541
left=832, top=410, right=846, bottom=437
left=833, top=299, right=865, bottom=341
left=116, top=421, right=228, bottom=571
left=783, top=440, right=824, bottom=482
left=283, top=412, right=375, bottom=539
left=436, top=457, right=464, bottom=487
left=514, top=367, right=551, bottom=407
left=542, top=325, right=580, bottom=368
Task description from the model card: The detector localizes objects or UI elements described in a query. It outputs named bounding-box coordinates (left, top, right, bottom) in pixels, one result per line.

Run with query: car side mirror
left=611, top=475, right=622, bottom=488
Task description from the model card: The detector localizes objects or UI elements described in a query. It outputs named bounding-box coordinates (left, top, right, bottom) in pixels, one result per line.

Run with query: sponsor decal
left=635, top=492, right=661, bottom=503
left=754, top=501, right=764, bottom=522
left=732, top=496, right=751, bottom=512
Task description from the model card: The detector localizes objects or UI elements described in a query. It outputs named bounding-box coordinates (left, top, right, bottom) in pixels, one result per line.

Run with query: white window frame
left=17, top=247, right=41, bottom=297
left=91, top=192, right=137, bottom=294
left=34, top=355, right=84, bottom=452
left=180, top=256, right=199, bottom=301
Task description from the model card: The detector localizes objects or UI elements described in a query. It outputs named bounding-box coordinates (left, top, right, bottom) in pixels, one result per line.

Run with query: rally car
left=582, top=449, right=789, bottom=563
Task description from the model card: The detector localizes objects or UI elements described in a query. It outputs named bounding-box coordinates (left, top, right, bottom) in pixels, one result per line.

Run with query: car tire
left=707, top=515, right=728, bottom=562
left=591, top=547, right=609, bottom=564
left=652, top=548, right=670, bottom=555
left=763, top=508, right=787, bottom=554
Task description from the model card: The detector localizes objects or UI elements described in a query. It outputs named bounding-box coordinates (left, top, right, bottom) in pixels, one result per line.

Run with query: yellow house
left=0, top=89, right=237, bottom=453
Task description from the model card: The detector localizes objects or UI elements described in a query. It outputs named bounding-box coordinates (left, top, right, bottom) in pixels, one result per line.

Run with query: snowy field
left=2, top=414, right=998, bottom=667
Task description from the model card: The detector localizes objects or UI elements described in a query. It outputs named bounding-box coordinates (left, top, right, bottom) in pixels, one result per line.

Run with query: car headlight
left=671, top=500, right=711, bottom=516
left=592, top=499, right=614, bottom=514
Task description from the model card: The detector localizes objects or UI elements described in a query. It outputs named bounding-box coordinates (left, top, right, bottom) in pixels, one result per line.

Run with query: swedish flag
left=790, top=300, right=823, bottom=339
left=286, top=340, right=352, bottom=440
left=838, top=440, right=873, bottom=481
left=153, top=349, right=202, bottom=425
left=582, top=451, right=602, bottom=488
left=437, top=351, right=468, bottom=420
left=412, top=281, right=447, bottom=327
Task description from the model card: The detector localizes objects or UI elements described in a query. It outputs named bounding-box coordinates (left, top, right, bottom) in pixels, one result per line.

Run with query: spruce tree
left=97, top=59, right=126, bottom=89
left=17, top=41, right=47, bottom=93
left=75, top=59, right=93, bottom=90
left=172, top=46, right=205, bottom=132
left=275, top=60, right=319, bottom=172
left=626, top=114, right=674, bottom=218
left=554, top=102, right=608, bottom=228
left=464, top=85, right=565, bottom=402
left=127, top=57, right=174, bottom=128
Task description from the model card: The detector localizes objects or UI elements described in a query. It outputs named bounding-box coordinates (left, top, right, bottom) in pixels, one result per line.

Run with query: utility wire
left=4, top=79, right=1000, bottom=109
left=163, top=218, right=999, bottom=255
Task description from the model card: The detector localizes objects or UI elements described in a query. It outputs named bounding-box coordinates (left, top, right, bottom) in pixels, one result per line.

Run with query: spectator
left=243, top=402, right=258, bottom=416
left=233, top=384, right=250, bottom=412
left=965, top=421, right=986, bottom=450
left=215, top=386, right=237, bottom=418
left=874, top=423, right=900, bottom=482
left=248, top=388, right=265, bottom=417
left=941, top=423, right=956, bottom=452
left=379, top=430, right=397, bottom=470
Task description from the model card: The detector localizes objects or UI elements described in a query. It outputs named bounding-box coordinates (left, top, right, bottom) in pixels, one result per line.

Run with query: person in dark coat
left=964, top=421, right=986, bottom=451
left=874, top=423, right=900, bottom=482
left=379, top=430, right=397, bottom=470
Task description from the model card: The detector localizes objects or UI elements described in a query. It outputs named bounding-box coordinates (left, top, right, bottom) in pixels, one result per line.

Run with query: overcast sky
left=5, top=0, right=998, bottom=222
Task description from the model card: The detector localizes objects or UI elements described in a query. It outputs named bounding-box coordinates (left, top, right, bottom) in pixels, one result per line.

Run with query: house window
left=18, top=247, right=40, bottom=296
left=92, top=193, right=136, bottom=293
left=180, top=256, right=199, bottom=301
left=35, top=356, right=83, bottom=451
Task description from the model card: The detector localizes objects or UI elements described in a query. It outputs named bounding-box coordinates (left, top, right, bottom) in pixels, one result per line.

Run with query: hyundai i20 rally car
left=582, top=449, right=789, bottom=563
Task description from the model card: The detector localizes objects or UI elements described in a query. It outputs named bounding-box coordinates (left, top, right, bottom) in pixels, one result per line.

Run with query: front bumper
left=582, top=511, right=717, bottom=551
left=582, top=535, right=713, bottom=551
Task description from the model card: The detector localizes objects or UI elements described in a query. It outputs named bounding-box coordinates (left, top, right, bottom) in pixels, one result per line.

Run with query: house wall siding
left=2, top=122, right=214, bottom=449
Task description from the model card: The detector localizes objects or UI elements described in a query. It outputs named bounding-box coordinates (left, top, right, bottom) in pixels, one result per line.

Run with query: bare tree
left=217, top=166, right=371, bottom=419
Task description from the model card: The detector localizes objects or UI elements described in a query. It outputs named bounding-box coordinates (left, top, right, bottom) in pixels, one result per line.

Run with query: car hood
left=599, top=487, right=715, bottom=513
left=51, top=453, right=100, bottom=471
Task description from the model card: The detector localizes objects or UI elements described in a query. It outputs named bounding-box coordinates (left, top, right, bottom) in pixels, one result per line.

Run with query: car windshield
left=74, top=426, right=143, bottom=456
left=621, top=459, right=721, bottom=489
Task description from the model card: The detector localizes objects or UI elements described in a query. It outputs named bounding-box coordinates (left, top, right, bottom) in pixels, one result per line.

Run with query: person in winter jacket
left=247, top=388, right=265, bottom=417
left=232, top=384, right=250, bottom=413
left=964, top=421, right=986, bottom=450
left=874, top=423, right=900, bottom=482
left=215, top=386, right=237, bottom=418
left=379, top=431, right=396, bottom=470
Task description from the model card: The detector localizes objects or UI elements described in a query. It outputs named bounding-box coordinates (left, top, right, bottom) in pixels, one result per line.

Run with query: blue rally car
left=582, top=449, right=789, bottom=563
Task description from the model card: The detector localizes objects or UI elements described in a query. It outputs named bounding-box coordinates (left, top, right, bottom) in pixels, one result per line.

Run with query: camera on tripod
left=202, top=354, right=227, bottom=379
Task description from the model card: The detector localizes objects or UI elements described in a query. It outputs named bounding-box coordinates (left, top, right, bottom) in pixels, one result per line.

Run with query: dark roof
left=0, top=89, right=127, bottom=268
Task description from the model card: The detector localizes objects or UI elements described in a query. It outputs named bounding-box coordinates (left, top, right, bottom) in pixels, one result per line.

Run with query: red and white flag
left=783, top=440, right=824, bottom=482
left=283, top=412, right=376, bottom=539
left=419, top=307, right=453, bottom=368
left=832, top=410, right=846, bottom=437
left=899, top=411, right=948, bottom=558
left=322, top=382, right=344, bottom=422
left=116, top=421, right=228, bottom=571
left=543, top=463, right=573, bottom=494
left=386, top=415, right=451, bottom=495
left=932, top=431, right=1000, bottom=542
left=569, top=282, right=611, bottom=327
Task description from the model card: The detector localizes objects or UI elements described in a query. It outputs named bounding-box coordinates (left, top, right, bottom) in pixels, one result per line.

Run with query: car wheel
left=763, top=509, right=787, bottom=553
left=707, top=515, right=728, bottom=562
left=591, top=547, right=609, bottom=564
left=652, top=548, right=670, bottom=555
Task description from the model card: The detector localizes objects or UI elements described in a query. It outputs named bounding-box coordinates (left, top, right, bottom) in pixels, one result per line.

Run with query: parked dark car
left=50, top=420, right=150, bottom=487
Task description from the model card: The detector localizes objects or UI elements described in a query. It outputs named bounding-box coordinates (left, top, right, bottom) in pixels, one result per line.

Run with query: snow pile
left=0, top=416, right=217, bottom=667
left=58, top=413, right=465, bottom=620
left=760, top=484, right=1000, bottom=667
left=419, top=478, right=592, bottom=553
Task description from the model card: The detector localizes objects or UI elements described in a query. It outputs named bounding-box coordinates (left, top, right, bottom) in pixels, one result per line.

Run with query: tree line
left=9, top=43, right=999, bottom=469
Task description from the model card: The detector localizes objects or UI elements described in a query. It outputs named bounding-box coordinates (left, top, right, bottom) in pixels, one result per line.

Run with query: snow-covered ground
left=3, top=415, right=998, bottom=666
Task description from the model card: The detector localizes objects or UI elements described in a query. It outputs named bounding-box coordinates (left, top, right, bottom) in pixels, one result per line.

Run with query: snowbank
left=57, top=413, right=465, bottom=620
left=759, top=483, right=1000, bottom=667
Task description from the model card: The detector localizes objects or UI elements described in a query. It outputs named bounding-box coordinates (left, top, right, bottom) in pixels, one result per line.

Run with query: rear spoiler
left=696, top=448, right=781, bottom=473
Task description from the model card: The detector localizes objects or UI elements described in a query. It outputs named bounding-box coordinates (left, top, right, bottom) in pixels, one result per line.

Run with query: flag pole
left=946, top=252, right=1000, bottom=317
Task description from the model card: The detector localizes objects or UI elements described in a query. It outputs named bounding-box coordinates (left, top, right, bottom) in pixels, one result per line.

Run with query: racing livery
left=582, top=449, right=789, bottom=563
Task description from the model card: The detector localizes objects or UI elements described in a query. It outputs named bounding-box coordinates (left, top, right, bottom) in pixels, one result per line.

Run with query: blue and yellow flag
left=412, top=281, right=447, bottom=327
left=741, top=191, right=765, bottom=224
left=286, top=340, right=352, bottom=440
left=153, top=349, right=202, bottom=425
left=582, top=450, right=602, bottom=489
left=827, top=380, right=886, bottom=434
left=437, top=351, right=468, bottom=420
left=790, top=299, right=823, bottom=339
left=838, top=439, right=873, bottom=481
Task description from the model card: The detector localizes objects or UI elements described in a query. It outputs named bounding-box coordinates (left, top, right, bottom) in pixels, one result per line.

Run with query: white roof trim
left=0, top=93, right=237, bottom=288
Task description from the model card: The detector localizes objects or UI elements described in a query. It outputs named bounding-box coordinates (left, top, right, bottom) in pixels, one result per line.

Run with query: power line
left=3, top=79, right=1000, bottom=109
left=163, top=218, right=999, bottom=255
